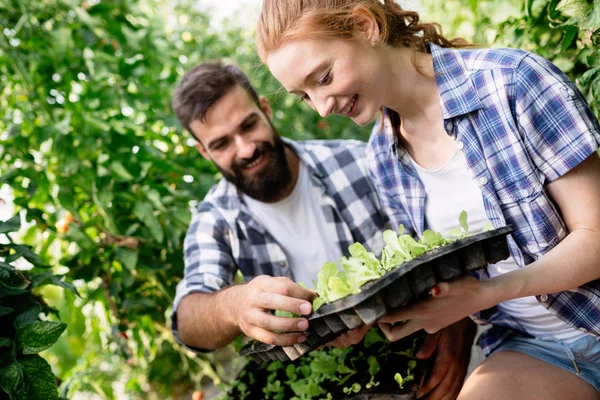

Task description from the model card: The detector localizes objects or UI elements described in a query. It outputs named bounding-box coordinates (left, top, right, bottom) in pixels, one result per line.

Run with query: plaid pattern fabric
left=367, top=43, right=600, bottom=354
left=173, top=139, right=389, bottom=351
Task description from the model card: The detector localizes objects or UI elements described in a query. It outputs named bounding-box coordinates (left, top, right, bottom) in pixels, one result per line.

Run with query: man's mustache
left=234, top=144, right=274, bottom=170
left=237, top=148, right=262, bottom=168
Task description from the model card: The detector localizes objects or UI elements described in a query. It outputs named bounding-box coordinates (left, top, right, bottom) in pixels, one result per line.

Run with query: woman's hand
left=319, top=323, right=373, bottom=349
left=377, top=275, right=495, bottom=341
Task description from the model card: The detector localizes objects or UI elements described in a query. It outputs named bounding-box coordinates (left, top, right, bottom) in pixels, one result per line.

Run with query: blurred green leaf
left=20, top=355, right=59, bottom=399
left=0, top=216, right=21, bottom=234
left=0, top=264, right=30, bottom=290
left=0, top=361, right=24, bottom=399
left=133, top=201, right=163, bottom=243
left=17, top=321, right=67, bottom=355
left=116, top=247, right=139, bottom=270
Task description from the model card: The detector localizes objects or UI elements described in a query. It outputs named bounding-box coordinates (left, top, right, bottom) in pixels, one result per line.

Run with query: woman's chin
left=352, top=110, right=378, bottom=126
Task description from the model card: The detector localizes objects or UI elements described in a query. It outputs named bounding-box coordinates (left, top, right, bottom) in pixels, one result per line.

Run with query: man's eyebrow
left=207, top=135, right=226, bottom=150
left=289, top=61, right=328, bottom=95
left=206, top=112, right=258, bottom=150
left=238, top=112, right=258, bottom=128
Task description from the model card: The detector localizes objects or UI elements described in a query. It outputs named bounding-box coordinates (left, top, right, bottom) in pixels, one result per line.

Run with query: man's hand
left=233, top=275, right=317, bottom=346
left=321, top=323, right=373, bottom=349
left=415, top=318, right=477, bottom=400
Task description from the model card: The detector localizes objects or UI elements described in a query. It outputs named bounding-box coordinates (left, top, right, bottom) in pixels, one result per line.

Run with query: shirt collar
left=428, top=43, right=484, bottom=119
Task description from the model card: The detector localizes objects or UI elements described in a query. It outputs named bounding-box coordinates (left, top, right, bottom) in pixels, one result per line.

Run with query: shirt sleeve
left=515, top=52, right=600, bottom=183
left=171, top=203, right=237, bottom=353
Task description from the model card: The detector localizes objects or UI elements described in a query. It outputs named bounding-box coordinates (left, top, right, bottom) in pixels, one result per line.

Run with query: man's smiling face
left=190, top=85, right=291, bottom=202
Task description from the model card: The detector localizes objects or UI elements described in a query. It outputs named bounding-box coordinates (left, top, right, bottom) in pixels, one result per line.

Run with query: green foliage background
left=0, top=0, right=598, bottom=398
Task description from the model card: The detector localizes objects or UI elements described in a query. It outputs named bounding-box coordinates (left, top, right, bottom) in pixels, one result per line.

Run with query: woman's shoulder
left=435, top=44, right=560, bottom=83
left=457, top=46, right=531, bottom=71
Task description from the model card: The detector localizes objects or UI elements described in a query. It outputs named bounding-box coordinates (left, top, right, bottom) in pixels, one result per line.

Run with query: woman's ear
left=352, top=5, right=381, bottom=45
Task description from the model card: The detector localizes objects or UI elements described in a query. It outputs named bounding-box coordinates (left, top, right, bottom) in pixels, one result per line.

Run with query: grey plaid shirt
left=172, top=139, right=389, bottom=351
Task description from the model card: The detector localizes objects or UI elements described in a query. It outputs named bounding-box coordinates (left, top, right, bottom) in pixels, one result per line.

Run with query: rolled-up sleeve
left=515, top=53, right=600, bottom=183
left=171, top=204, right=237, bottom=353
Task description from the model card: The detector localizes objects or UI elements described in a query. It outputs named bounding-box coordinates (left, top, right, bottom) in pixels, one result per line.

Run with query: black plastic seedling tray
left=241, top=226, right=514, bottom=362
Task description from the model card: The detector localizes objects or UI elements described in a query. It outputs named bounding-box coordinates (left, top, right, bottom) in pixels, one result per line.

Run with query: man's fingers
left=421, top=364, right=460, bottom=400
left=246, top=309, right=309, bottom=333
left=254, top=292, right=313, bottom=315
left=377, top=320, right=420, bottom=342
left=270, top=277, right=318, bottom=303
left=417, top=351, right=450, bottom=398
left=416, top=332, right=440, bottom=359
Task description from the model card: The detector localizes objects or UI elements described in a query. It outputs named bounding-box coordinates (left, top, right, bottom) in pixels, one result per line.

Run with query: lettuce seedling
left=366, top=356, right=380, bottom=389
left=312, top=211, right=495, bottom=307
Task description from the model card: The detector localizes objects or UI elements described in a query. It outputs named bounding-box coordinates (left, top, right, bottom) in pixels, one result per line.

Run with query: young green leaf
left=482, top=220, right=494, bottom=232
left=459, top=210, right=469, bottom=233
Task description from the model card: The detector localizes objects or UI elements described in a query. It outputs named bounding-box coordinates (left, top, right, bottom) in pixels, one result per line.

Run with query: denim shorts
left=492, top=332, right=600, bottom=392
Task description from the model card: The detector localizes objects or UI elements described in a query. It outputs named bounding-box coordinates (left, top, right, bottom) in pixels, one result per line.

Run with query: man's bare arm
left=177, top=275, right=316, bottom=350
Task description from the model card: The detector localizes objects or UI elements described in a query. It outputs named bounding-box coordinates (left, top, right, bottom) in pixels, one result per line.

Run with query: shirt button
left=456, top=141, right=464, bottom=150
left=520, top=189, right=530, bottom=197
left=540, top=294, right=548, bottom=302
left=579, top=327, right=588, bottom=333
left=280, top=261, right=287, bottom=268
left=478, top=177, right=488, bottom=186
left=567, top=88, right=575, bottom=97
left=445, top=121, right=453, bottom=133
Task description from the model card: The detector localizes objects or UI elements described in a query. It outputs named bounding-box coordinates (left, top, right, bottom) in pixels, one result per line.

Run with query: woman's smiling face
left=267, top=37, right=387, bottom=127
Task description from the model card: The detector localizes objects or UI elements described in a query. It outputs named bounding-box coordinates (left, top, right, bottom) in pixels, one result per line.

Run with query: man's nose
left=234, top=135, right=257, bottom=159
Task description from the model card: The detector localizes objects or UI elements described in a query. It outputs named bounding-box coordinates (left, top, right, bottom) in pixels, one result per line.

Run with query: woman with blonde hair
left=257, top=0, right=600, bottom=398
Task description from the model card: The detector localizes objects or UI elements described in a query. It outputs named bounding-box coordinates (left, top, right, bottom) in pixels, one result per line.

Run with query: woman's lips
left=341, top=94, right=359, bottom=117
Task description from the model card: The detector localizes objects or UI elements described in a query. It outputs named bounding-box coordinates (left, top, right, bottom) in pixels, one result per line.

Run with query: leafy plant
left=313, top=212, right=493, bottom=308
left=365, top=356, right=380, bottom=389
left=224, top=329, right=424, bottom=399
left=0, top=215, right=73, bottom=399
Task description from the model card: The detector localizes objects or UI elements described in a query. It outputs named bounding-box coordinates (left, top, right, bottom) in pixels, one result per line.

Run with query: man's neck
left=270, top=145, right=300, bottom=202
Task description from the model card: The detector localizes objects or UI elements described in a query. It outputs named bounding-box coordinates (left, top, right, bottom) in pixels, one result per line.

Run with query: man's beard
left=216, top=127, right=292, bottom=203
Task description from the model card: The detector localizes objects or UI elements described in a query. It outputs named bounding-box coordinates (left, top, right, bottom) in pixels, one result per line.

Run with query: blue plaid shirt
left=173, top=139, right=389, bottom=352
left=367, top=44, right=600, bottom=354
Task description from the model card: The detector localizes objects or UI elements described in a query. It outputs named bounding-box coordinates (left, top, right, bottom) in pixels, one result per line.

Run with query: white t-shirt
left=243, top=162, right=343, bottom=288
left=409, top=149, right=585, bottom=342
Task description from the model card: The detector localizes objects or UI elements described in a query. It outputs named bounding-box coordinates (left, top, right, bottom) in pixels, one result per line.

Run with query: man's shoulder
left=295, top=139, right=368, bottom=166
left=194, top=179, right=240, bottom=220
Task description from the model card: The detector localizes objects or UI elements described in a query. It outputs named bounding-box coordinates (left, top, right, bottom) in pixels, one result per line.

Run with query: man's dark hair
left=172, top=60, right=260, bottom=140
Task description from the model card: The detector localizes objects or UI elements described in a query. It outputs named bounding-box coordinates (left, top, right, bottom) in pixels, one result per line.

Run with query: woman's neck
left=380, top=46, right=456, bottom=168
left=382, top=47, right=440, bottom=122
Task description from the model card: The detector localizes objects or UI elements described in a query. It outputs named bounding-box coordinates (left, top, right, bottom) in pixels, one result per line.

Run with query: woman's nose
left=314, top=95, right=335, bottom=118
